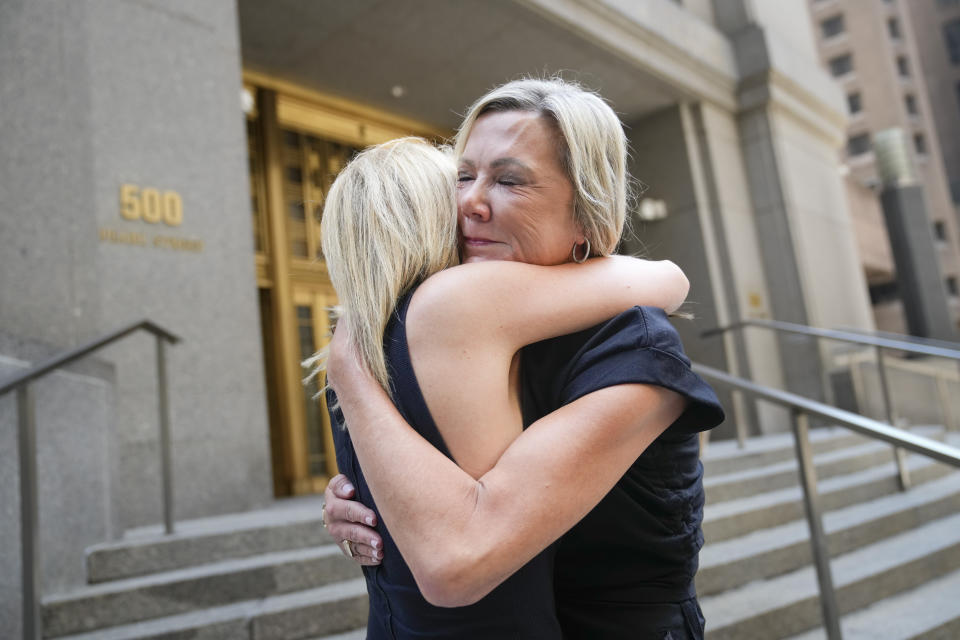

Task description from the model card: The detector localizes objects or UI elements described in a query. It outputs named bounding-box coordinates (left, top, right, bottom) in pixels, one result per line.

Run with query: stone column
left=875, top=129, right=956, bottom=340
left=624, top=105, right=746, bottom=437
left=714, top=0, right=875, bottom=406
left=0, top=0, right=272, bottom=554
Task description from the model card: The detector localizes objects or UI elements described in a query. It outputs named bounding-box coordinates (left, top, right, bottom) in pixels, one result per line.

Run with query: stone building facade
left=1, top=0, right=881, bottom=634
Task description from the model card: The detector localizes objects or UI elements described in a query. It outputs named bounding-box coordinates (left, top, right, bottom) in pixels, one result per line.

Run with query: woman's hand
left=323, top=475, right=383, bottom=566
left=324, top=317, right=385, bottom=565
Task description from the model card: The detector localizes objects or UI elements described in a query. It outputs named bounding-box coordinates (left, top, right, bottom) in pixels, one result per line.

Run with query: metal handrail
left=703, top=318, right=960, bottom=489
left=0, top=320, right=179, bottom=394
left=835, top=325, right=960, bottom=352
left=693, top=363, right=960, bottom=640
left=703, top=318, right=960, bottom=359
left=693, top=364, right=960, bottom=466
left=1, top=319, right=179, bottom=640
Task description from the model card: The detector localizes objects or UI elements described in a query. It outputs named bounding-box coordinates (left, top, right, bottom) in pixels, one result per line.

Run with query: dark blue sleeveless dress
left=327, top=290, right=562, bottom=639
left=522, top=306, right=725, bottom=640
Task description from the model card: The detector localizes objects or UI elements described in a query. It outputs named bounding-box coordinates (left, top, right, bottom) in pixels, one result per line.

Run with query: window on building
left=848, top=92, right=862, bottom=114
left=946, top=19, right=960, bottom=64
left=947, top=276, right=959, bottom=297
left=914, top=132, right=927, bottom=154
left=869, top=281, right=899, bottom=305
left=888, top=18, right=901, bottom=40
left=822, top=15, right=845, bottom=39
left=905, top=93, right=918, bottom=115
left=830, top=54, right=853, bottom=77
left=897, top=55, right=910, bottom=77
left=935, top=221, right=948, bottom=242
left=847, top=133, right=872, bottom=156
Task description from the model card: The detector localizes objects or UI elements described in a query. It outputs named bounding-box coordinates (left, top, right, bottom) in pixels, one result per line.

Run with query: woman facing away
left=322, top=78, right=724, bottom=639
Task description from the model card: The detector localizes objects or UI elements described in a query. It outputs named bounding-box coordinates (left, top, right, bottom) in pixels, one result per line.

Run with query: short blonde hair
left=454, top=78, right=628, bottom=256
left=313, top=137, right=459, bottom=393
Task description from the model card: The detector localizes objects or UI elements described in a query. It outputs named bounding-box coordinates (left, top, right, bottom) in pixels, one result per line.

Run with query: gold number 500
left=120, top=184, right=183, bottom=227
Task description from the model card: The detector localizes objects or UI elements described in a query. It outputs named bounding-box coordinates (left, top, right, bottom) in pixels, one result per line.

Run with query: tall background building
left=911, top=0, right=960, bottom=206
left=809, top=0, right=960, bottom=336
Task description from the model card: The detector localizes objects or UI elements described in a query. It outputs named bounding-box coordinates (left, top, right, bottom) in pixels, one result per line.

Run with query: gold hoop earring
left=572, top=238, right=590, bottom=264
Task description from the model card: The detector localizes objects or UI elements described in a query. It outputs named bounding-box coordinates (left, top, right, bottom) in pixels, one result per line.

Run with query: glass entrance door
left=243, top=74, right=447, bottom=496
left=294, top=287, right=339, bottom=488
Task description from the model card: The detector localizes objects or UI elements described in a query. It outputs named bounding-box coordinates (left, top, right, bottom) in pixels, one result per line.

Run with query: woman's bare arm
left=323, top=257, right=688, bottom=582
left=326, top=321, right=686, bottom=607
left=410, top=256, right=688, bottom=352
left=403, top=256, right=687, bottom=477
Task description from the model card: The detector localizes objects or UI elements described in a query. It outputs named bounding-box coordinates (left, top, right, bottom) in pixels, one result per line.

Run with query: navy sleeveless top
left=522, top=307, right=724, bottom=638
left=328, top=290, right=562, bottom=639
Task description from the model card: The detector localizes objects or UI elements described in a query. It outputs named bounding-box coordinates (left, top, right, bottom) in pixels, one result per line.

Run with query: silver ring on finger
left=340, top=539, right=354, bottom=558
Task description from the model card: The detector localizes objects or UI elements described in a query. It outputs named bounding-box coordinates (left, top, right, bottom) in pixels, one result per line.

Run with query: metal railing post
left=734, top=388, right=746, bottom=449
left=156, top=336, right=175, bottom=535
left=935, top=374, right=955, bottom=432
left=791, top=410, right=843, bottom=640
left=18, top=384, right=41, bottom=640
left=0, top=319, right=181, bottom=640
left=875, top=347, right=911, bottom=489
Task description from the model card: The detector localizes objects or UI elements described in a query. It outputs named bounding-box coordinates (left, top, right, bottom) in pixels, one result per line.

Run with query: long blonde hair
left=309, top=137, right=459, bottom=393
left=454, top=77, right=629, bottom=256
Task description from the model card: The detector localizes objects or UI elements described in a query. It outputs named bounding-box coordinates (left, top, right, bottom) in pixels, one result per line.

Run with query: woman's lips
left=463, top=237, right=497, bottom=246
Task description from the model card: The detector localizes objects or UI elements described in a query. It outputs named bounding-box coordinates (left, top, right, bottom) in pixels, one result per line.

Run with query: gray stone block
left=251, top=581, right=368, bottom=640
left=700, top=476, right=960, bottom=595
left=44, top=546, right=360, bottom=637
left=704, top=456, right=953, bottom=542
left=0, top=386, right=23, bottom=637
left=705, top=442, right=897, bottom=503
left=703, top=516, right=960, bottom=639
left=87, top=502, right=332, bottom=582
left=0, top=0, right=272, bottom=543
left=701, top=429, right=866, bottom=477
left=0, top=334, right=115, bottom=639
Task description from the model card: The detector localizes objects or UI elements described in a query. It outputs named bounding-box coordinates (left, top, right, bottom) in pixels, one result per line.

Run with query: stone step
left=307, top=630, right=367, bottom=640
left=704, top=440, right=904, bottom=504
left=785, top=568, right=960, bottom=640
left=53, top=578, right=367, bottom=640
left=703, top=454, right=955, bottom=542
left=86, top=496, right=331, bottom=583
left=699, top=472, right=960, bottom=595
left=912, top=617, right=960, bottom=640
left=701, top=511, right=960, bottom=640
left=45, top=545, right=360, bottom=637
left=701, top=428, right=868, bottom=476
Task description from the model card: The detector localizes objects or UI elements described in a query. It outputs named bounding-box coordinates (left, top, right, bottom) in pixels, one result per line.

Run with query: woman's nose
left=458, top=181, right=491, bottom=222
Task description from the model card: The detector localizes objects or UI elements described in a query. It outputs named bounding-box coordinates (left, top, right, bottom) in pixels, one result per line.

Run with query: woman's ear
left=572, top=218, right=587, bottom=246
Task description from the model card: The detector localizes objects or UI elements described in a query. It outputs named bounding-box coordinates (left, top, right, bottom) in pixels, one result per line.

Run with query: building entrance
left=244, top=74, right=445, bottom=495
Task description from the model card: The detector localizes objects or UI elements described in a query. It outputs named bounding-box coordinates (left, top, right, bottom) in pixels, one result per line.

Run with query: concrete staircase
left=42, top=426, right=960, bottom=639
left=699, top=426, right=960, bottom=640
left=43, top=497, right=368, bottom=639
